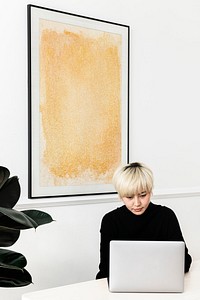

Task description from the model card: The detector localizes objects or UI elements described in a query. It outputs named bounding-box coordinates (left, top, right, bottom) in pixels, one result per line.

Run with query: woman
left=96, top=162, right=192, bottom=279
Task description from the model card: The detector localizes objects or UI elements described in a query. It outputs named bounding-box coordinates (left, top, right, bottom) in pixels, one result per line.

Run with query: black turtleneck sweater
left=96, top=202, right=192, bottom=279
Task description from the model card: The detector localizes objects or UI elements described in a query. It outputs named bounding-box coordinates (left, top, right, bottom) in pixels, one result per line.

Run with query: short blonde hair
left=112, top=162, right=153, bottom=198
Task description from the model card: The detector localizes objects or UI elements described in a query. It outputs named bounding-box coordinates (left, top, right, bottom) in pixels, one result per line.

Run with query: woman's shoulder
left=102, top=205, right=127, bottom=222
left=99, top=206, right=126, bottom=233
left=150, top=202, right=176, bottom=217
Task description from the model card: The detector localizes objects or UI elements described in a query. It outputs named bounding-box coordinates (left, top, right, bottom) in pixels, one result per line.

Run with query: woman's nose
left=133, top=196, right=141, bottom=206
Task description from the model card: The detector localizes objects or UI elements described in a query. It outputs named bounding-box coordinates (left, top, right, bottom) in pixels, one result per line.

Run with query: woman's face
left=121, top=191, right=151, bottom=215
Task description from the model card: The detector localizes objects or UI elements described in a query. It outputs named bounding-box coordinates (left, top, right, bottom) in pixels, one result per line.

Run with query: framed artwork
left=28, top=5, right=130, bottom=199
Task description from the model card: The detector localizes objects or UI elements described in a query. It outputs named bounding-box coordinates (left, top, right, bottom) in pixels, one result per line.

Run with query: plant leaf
left=0, top=176, right=20, bottom=209
left=0, top=264, right=32, bottom=287
left=0, top=249, right=32, bottom=287
left=0, top=166, right=10, bottom=189
left=0, top=249, right=27, bottom=268
left=22, top=209, right=54, bottom=226
left=0, top=213, right=38, bottom=230
left=0, top=207, right=38, bottom=229
left=0, top=226, right=20, bottom=247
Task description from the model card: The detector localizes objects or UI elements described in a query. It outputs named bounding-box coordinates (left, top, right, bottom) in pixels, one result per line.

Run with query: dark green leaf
left=0, top=207, right=38, bottom=229
left=0, top=214, right=34, bottom=230
left=0, top=249, right=27, bottom=268
left=0, top=249, right=32, bottom=287
left=0, top=166, right=10, bottom=189
left=0, top=176, right=20, bottom=209
left=0, top=265, right=32, bottom=287
left=0, top=226, right=20, bottom=247
left=22, top=209, right=54, bottom=226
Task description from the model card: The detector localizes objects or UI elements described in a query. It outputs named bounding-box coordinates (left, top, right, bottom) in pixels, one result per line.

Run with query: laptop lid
left=109, top=240, right=185, bottom=293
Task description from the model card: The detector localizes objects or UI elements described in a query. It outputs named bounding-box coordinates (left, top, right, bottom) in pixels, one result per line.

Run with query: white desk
left=22, top=260, right=200, bottom=300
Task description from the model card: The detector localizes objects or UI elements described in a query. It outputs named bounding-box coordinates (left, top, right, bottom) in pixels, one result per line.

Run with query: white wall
left=1, top=0, right=200, bottom=299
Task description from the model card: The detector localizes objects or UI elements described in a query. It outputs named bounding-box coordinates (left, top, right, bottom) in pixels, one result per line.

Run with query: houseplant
left=0, top=166, right=53, bottom=287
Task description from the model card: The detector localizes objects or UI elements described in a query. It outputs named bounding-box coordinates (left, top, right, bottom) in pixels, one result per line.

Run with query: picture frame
left=28, top=4, right=130, bottom=199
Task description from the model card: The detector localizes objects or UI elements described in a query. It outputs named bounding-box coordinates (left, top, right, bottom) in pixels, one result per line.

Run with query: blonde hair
left=112, top=162, right=153, bottom=198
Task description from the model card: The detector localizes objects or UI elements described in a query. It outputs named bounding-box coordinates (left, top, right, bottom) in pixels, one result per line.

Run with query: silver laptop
left=109, top=240, right=185, bottom=293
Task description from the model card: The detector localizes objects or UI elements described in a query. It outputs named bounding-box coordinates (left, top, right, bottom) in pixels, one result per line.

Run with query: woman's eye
left=140, top=193, right=147, bottom=198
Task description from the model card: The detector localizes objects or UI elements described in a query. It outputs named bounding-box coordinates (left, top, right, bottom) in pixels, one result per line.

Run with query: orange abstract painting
left=28, top=5, right=129, bottom=198
left=40, top=20, right=121, bottom=186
